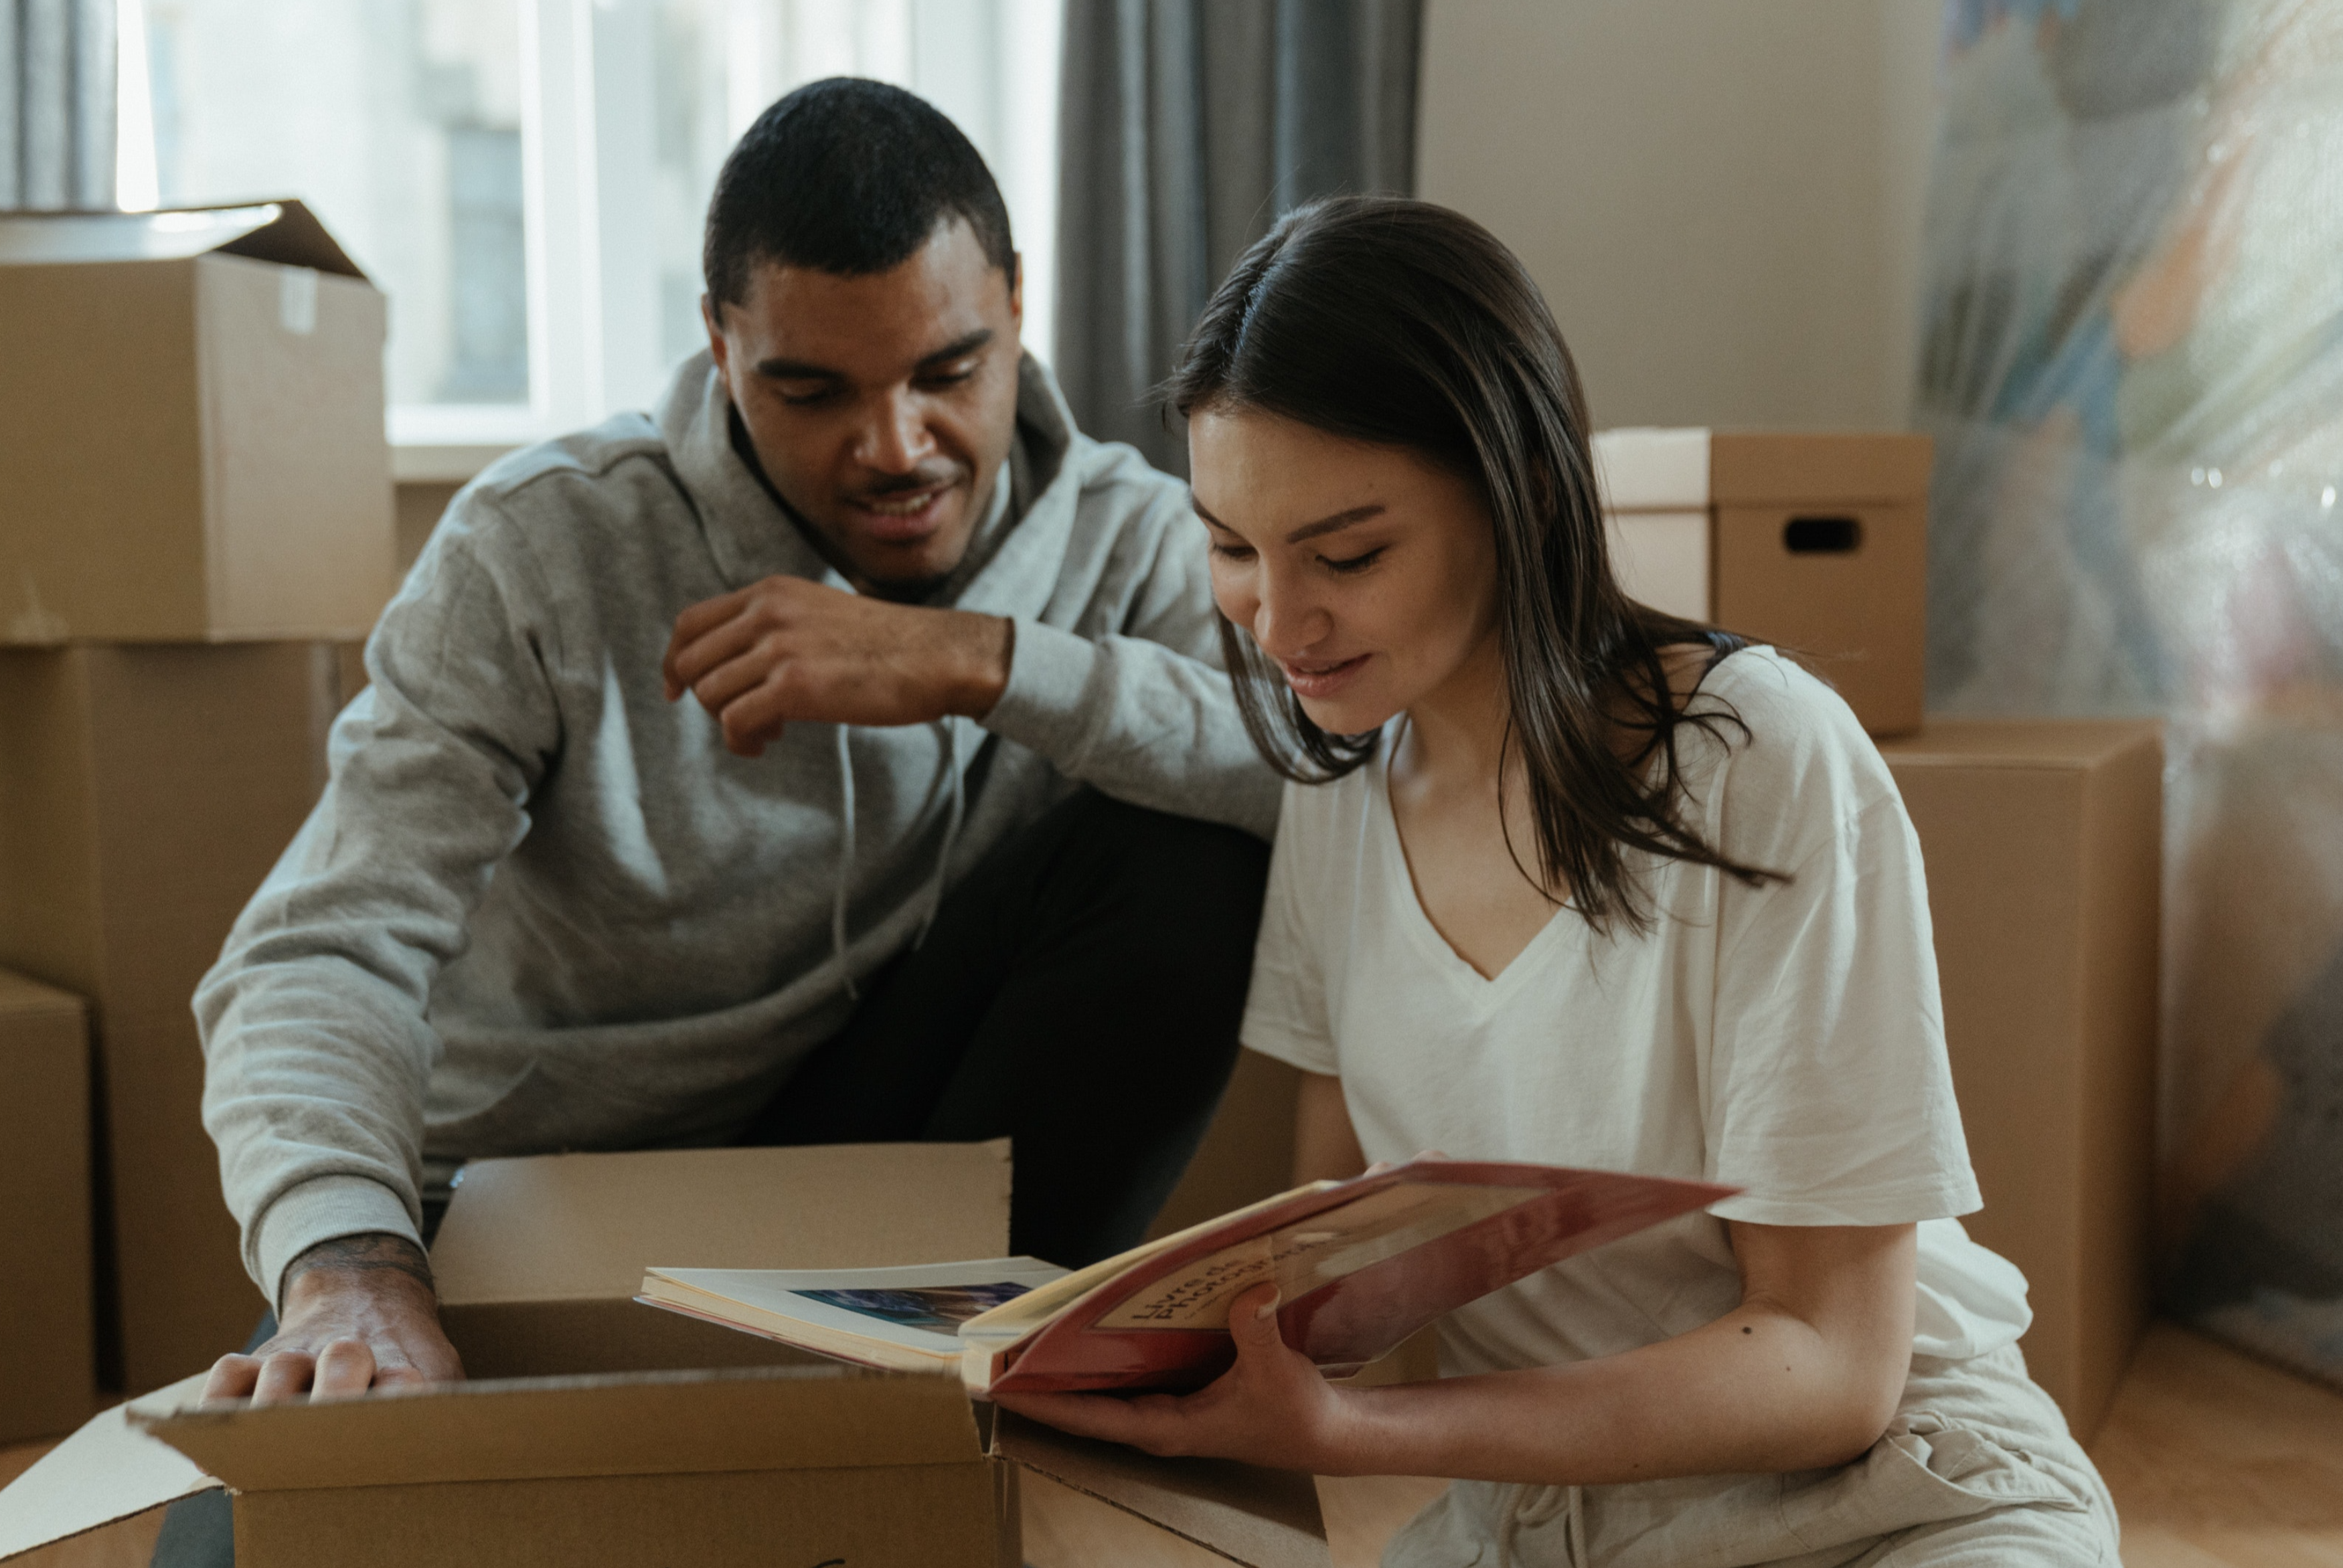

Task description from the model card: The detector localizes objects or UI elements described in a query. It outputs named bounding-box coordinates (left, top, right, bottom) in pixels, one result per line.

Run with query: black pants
left=153, top=788, right=1267, bottom=1566
left=745, top=787, right=1269, bottom=1266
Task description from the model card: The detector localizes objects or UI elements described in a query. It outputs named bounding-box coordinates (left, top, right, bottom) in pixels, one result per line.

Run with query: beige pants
left=1383, top=1342, right=2119, bottom=1567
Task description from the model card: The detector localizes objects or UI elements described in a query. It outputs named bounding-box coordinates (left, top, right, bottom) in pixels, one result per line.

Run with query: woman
left=993, top=197, right=2121, bottom=1566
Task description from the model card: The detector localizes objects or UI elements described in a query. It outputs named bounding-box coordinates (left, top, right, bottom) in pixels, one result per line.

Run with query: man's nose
left=855, top=389, right=936, bottom=474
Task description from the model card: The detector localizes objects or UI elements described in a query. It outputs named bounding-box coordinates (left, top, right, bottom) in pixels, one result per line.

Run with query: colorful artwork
left=1921, top=0, right=2343, bottom=1387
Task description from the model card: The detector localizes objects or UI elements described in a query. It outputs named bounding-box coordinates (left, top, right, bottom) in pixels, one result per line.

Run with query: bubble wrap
left=1921, top=0, right=2343, bottom=1385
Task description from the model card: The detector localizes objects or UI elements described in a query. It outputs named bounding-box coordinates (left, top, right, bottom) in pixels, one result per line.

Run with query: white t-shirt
left=1241, top=648, right=2030, bottom=1375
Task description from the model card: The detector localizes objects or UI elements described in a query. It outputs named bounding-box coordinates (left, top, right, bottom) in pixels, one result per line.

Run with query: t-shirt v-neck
left=1242, top=647, right=2032, bottom=1374
left=1372, top=756, right=1571, bottom=1002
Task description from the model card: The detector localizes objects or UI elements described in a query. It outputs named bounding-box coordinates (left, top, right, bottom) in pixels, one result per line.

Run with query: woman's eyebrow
left=1190, top=500, right=1387, bottom=542
left=1285, top=504, right=1385, bottom=544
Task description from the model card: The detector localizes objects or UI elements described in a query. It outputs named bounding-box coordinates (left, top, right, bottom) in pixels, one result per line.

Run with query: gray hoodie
left=196, top=351, right=1280, bottom=1300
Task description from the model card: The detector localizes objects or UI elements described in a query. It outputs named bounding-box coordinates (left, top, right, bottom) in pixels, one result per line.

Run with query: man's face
left=706, top=218, right=1023, bottom=598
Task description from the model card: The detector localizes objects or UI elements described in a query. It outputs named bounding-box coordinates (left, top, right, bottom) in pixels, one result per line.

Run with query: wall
left=1417, top=0, right=1941, bottom=432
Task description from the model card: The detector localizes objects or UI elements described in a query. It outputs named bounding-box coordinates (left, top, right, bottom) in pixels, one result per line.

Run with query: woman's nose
left=1252, top=566, right=1329, bottom=657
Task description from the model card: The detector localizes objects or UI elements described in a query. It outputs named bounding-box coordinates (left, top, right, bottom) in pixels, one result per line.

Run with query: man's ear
left=702, top=293, right=731, bottom=379
left=1007, top=254, right=1024, bottom=328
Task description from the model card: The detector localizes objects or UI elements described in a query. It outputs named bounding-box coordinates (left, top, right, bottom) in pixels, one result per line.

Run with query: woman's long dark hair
left=1168, top=197, right=1781, bottom=933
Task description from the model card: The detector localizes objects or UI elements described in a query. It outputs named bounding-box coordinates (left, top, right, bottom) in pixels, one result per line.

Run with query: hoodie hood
left=654, top=347, right=1075, bottom=611
left=647, top=347, right=1088, bottom=997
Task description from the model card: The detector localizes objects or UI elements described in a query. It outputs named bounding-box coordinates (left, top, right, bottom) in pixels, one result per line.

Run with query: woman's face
left=1190, top=406, right=1500, bottom=735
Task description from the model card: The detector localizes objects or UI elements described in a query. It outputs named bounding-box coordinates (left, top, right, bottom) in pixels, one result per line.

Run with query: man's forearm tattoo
left=284, top=1232, right=437, bottom=1298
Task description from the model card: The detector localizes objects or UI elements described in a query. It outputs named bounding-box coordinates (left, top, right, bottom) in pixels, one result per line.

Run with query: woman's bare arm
left=995, top=1219, right=1916, bottom=1484
left=1291, top=1070, right=1367, bottom=1185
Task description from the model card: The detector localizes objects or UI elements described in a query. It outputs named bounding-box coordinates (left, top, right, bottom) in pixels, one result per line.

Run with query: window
left=119, top=0, right=1062, bottom=476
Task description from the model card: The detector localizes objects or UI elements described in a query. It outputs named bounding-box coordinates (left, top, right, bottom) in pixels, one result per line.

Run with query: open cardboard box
left=0, top=1142, right=1328, bottom=1567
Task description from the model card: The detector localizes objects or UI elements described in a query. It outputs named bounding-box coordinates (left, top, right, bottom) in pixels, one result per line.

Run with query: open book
left=639, top=1156, right=1733, bottom=1397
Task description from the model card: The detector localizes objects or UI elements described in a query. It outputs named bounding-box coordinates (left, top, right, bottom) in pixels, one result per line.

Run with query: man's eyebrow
left=753, top=355, right=843, bottom=381
left=917, top=328, right=993, bottom=368
left=754, top=328, right=995, bottom=383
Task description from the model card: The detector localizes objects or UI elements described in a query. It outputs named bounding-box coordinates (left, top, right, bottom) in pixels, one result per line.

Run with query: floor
left=4, top=1323, right=2338, bottom=1567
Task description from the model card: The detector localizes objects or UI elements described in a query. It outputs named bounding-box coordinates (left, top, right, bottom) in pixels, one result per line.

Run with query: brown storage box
left=0, top=201, right=394, bottom=644
left=0, top=1142, right=1328, bottom=1568
left=1149, top=1049, right=1304, bottom=1241
left=0, top=970, right=96, bottom=1444
left=0, top=644, right=353, bottom=1393
left=1597, top=429, right=1931, bottom=737
left=1880, top=718, right=2162, bottom=1441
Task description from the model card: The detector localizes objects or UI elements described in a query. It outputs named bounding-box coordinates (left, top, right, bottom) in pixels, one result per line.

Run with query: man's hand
left=662, top=576, right=1014, bottom=758
left=991, top=1283, right=1362, bottom=1473
left=201, top=1233, right=463, bottom=1406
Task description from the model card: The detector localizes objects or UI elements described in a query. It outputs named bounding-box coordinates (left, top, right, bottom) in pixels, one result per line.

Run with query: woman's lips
left=1277, top=652, right=1371, bottom=699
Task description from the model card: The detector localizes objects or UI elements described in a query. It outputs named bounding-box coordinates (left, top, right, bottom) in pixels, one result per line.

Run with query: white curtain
left=2, top=0, right=115, bottom=209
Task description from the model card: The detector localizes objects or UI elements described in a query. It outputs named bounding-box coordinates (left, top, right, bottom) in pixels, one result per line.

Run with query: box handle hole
left=1783, top=515, right=1861, bottom=554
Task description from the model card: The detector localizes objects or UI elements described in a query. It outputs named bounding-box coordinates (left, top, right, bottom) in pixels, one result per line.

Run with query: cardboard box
left=0, top=201, right=395, bottom=644
left=0, top=969, right=96, bottom=1444
left=1595, top=428, right=1931, bottom=737
left=0, top=643, right=353, bottom=1393
left=1880, top=718, right=2162, bottom=1441
left=0, top=1142, right=1330, bottom=1568
left=1148, top=1048, right=1303, bottom=1241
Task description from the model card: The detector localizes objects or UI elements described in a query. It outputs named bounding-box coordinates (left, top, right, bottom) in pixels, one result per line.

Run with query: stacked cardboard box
left=1880, top=719, right=2162, bottom=1441
left=0, top=202, right=394, bottom=1395
left=0, top=970, right=94, bottom=1444
left=1594, top=428, right=1932, bottom=737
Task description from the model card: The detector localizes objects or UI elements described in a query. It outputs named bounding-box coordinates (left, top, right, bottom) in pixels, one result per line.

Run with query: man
left=185, top=78, right=1277, bottom=1416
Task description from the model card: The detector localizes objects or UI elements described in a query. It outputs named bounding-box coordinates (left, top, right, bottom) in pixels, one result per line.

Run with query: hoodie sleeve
left=193, top=495, right=563, bottom=1303
left=981, top=454, right=1283, bottom=840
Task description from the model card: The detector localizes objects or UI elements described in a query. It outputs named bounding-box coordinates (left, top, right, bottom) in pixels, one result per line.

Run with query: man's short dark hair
left=703, top=78, right=1016, bottom=308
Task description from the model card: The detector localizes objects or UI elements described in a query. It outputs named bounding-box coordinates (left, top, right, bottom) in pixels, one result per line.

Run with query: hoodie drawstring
left=831, top=723, right=859, bottom=1000
left=831, top=717, right=966, bottom=998
left=914, top=717, right=965, bottom=949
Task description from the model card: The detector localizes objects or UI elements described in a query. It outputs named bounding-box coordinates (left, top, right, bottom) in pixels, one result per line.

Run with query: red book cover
left=970, top=1158, right=1734, bottom=1397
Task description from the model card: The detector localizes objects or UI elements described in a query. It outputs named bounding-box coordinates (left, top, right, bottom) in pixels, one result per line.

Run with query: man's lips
left=1277, top=652, right=1371, bottom=699
left=846, top=481, right=959, bottom=544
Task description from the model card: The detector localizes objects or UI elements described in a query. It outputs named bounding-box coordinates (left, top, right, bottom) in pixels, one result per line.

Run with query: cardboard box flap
left=0, top=201, right=366, bottom=279
left=1876, top=718, right=2162, bottom=770
left=434, top=1140, right=1015, bottom=1306
left=0, top=968, right=83, bottom=1018
left=1708, top=432, right=1932, bottom=505
left=995, top=1413, right=1329, bottom=1568
left=0, top=1376, right=216, bottom=1563
left=1593, top=428, right=1711, bottom=512
left=133, top=1365, right=980, bottom=1494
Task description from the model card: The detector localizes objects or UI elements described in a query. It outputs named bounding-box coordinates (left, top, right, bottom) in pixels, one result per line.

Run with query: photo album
left=639, top=1156, right=1733, bottom=1397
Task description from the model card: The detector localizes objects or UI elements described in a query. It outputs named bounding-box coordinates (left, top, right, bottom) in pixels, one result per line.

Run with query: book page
left=957, top=1180, right=1339, bottom=1342
left=646, top=1258, right=1066, bottom=1356
left=1093, top=1182, right=1547, bottom=1330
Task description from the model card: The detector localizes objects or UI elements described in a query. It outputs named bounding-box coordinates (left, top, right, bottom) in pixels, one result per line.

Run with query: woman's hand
left=991, top=1282, right=1360, bottom=1473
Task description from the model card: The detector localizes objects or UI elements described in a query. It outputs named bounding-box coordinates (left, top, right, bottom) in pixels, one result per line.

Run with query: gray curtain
left=1054, top=0, right=1422, bottom=474
left=2, top=0, right=116, bottom=209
